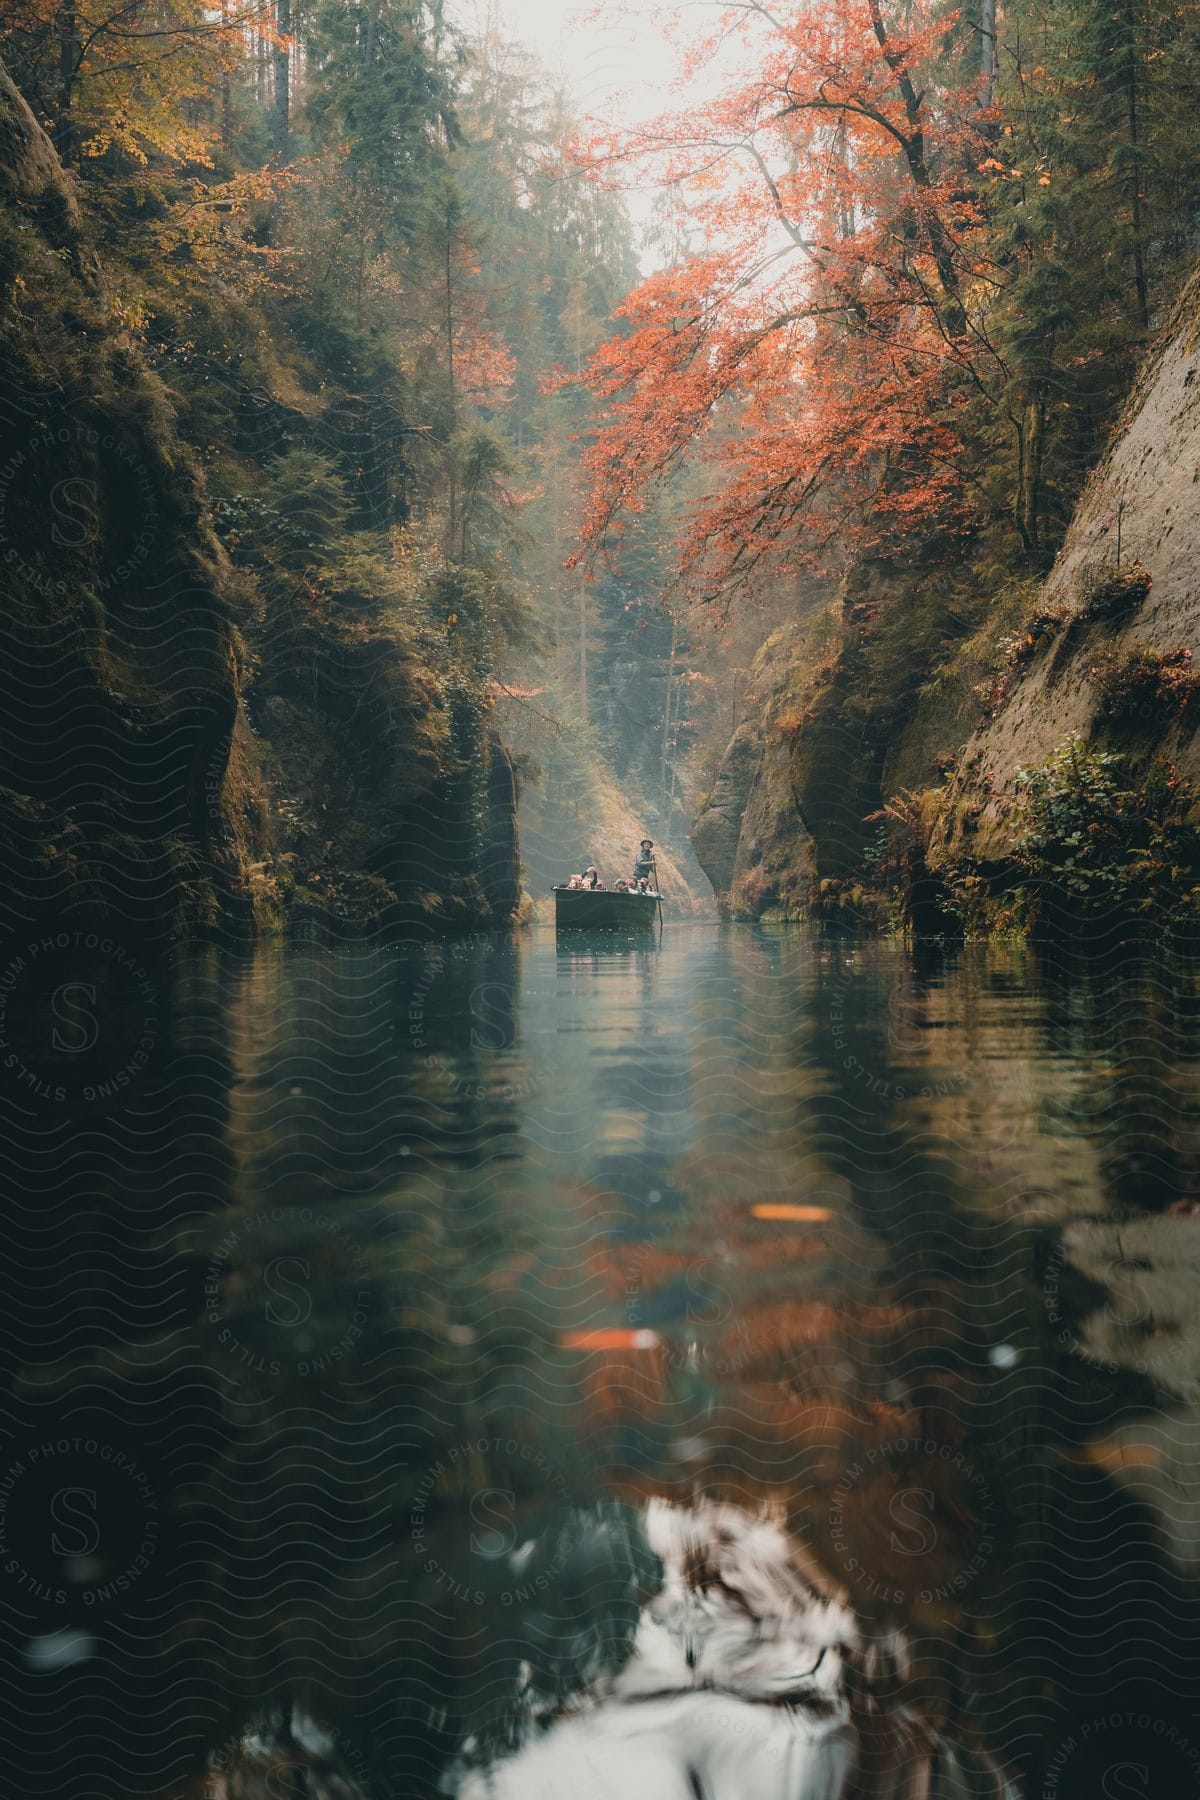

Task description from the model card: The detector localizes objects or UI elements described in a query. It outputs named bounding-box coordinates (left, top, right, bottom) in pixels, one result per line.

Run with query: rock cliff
left=0, top=60, right=521, bottom=939
left=937, top=265, right=1200, bottom=864
left=0, top=58, right=249, bottom=937
left=691, top=263, right=1200, bottom=918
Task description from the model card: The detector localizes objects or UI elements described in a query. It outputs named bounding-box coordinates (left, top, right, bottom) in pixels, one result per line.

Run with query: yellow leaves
left=109, top=293, right=151, bottom=337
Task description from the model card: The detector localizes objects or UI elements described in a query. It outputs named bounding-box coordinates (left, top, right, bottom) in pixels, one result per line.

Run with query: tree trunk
left=1121, top=0, right=1149, bottom=328
left=54, top=0, right=80, bottom=160
left=220, top=0, right=233, bottom=162
left=273, top=0, right=291, bottom=161
left=578, top=568, right=588, bottom=729
left=867, top=0, right=967, bottom=338
left=444, top=218, right=457, bottom=558
left=1016, top=396, right=1046, bottom=564
left=660, top=616, right=677, bottom=810
left=979, top=0, right=997, bottom=108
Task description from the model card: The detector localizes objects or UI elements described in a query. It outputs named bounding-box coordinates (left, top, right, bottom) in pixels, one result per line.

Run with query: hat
left=640, top=839, right=654, bottom=848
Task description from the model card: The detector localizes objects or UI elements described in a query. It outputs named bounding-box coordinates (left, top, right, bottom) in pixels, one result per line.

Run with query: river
left=2, top=924, right=1199, bottom=1798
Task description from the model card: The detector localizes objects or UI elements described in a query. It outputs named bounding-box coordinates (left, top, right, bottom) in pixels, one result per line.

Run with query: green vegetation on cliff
left=0, top=1, right=694, bottom=934
left=0, top=59, right=245, bottom=936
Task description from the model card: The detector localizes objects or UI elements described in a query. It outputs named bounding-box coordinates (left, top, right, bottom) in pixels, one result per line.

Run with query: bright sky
left=454, top=0, right=685, bottom=131
left=449, top=0, right=719, bottom=253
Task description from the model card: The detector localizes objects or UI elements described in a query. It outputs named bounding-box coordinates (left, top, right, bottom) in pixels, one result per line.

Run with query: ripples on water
left=2, top=925, right=1199, bottom=1798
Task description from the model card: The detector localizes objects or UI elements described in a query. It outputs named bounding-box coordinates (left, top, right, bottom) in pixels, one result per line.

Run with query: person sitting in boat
left=633, top=839, right=655, bottom=883
left=614, top=879, right=631, bottom=892
left=582, top=866, right=603, bottom=889
left=566, top=873, right=584, bottom=889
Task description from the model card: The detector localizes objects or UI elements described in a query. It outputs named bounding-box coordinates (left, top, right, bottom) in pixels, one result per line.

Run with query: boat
left=553, top=885, right=661, bottom=929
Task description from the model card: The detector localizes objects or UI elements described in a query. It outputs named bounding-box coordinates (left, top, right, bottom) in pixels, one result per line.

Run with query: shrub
left=1044, top=563, right=1154, bottom=687
left=865, top=787, right=946, bottom=862
left=808, top=874, right=889, bottom=927
left=1011, top=736, right=1200, bottom=930
left=998, top=604, right=1069, bottom=671
left=774, top=703, right=808, bottom=737
left=1076, top=560, right=1152, bottom=627
left=1091, top=647, right=1200, bottom=730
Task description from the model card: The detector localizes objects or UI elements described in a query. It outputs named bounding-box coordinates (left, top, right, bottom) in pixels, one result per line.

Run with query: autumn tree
left=570, top=0, right=1200, bottom=595
left=0, top=0, right=268, bottom=165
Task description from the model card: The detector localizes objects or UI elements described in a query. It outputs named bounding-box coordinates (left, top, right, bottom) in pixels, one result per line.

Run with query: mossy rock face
left=248, top=664, right=518, bottom=933
left=934, top=266, right=1200, bottom=867
left=691, top=722, right=761, bottom=899
left=0, top=60, right=522, bottom=940
left=0, top=60, right=254, bottom=937
left=479, top=734, right=520, bottom=918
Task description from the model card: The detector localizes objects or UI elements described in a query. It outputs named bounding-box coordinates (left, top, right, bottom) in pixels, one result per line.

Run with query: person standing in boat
left=633, top=839, right=656, bottom=887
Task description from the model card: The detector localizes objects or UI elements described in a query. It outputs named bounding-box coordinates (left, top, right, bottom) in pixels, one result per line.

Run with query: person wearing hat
left=633, top=839, right=655, bottom=885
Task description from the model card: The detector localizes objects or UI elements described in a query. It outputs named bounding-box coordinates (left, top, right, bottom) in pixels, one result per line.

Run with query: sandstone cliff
left=938, top=265, right=1200, bottom=864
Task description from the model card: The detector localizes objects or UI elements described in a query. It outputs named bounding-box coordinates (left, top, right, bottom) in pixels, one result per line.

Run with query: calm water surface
left=4, top=924, right=1200, bottom=1798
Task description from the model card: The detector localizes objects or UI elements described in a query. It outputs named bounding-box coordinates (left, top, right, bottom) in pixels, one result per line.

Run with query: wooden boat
left=554, top=885, right=661, bottom=929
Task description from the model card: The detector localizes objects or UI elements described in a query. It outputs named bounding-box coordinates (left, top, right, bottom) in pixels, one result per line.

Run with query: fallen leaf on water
left=751, top=1204, right=834, bottom=1222
left=561, top=1328, right=661, bottom=1351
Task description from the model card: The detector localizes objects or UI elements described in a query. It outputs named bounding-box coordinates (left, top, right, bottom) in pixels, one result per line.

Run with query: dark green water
left=2, top=925, right=1199, bottom=1797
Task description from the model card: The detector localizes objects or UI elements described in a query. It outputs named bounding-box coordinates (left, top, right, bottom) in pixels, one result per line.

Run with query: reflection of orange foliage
left=1067, top=1441, right=1163, bottom=1473
left=563, top=1163, right=1006, bottom=1647
left=564, top=1343, right=679, bottom=1447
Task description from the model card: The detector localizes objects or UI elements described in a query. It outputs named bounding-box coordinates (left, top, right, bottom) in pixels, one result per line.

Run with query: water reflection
left=2, top=927, right=1200, bottom=1797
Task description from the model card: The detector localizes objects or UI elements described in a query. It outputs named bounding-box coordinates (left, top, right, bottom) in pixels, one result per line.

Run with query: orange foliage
left=452, top=323, right=517, bottom=409
left=565, top=1, right=998, bottom=597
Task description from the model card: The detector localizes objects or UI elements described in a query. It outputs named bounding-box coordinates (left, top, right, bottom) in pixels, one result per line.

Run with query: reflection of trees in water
left=560, top=936, right=1200, bottom=1795
left=4, top=934, right=1200, bottom=1798
left=1036, top=954, right=1200, bottom=1212
left=0, top=943, right=641, bottom=1800
left=191, top=942, right=657, bottom=1797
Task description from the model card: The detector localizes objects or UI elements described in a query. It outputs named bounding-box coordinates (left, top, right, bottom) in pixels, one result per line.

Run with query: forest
left=5, top=0, right=1200, bottom=938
